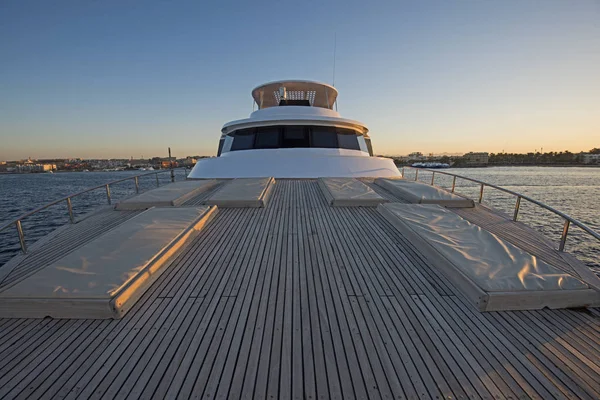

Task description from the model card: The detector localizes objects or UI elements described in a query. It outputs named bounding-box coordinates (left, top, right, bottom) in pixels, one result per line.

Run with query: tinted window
left=224, top=125, right=364, bottom=152
left=310, top=126, right=338, bottom=148
left=364, top=137, right=374, bottom=156
left=255, top=126, right=280, bottom=148
left=231, top=129, right=255, bottom=151
left=217, top=137, right=225, bottom=156
left=282, top=126, right=309, bottom=148
left=279, top=99, right=311, bottom=106
left=337, top=129, right=360, bottom=150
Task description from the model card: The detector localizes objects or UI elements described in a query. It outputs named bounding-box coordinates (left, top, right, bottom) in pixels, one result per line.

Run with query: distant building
left=394, top=155, right=410, bottom=163
left=181, top=157, right=197, bottom=167
left=463, top=152, right=489, bottom=166
left=161, top=160, right=179, bottom=168
left=127, top=159, right=151, bottom=168
left=407, top=152, right=426, bottom=161
left=582, top=153, right=600, bottom=164
left=152, top=158, right=179, bottom=169
left=90, top=159, right=128, bottom=170
left=15, top=163, right=56, bottom=173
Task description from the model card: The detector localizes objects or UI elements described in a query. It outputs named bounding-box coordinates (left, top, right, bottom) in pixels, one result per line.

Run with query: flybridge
left=251, top=80, right=339, bottom=109
left=188, top=78, right=401, bottom=178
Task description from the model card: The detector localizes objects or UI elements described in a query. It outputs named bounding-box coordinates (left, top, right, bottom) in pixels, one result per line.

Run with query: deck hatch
left=115, top=180, right=219, bottom=210
left=204, top=177, right=275, bottom=208
left=318, top=177, right=388, bottom=207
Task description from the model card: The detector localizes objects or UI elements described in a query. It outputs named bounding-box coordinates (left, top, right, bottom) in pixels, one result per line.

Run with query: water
left=0, top=170, right=188, bottom=266
left=0, top=167, right=598, bottom=271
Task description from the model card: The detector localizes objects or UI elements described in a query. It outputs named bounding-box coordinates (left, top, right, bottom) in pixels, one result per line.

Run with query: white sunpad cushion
left=381, top=203, right=587, bottom=292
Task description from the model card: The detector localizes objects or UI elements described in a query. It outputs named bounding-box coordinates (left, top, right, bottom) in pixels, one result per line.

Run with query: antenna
left=332, top=33, right=337, bottom=87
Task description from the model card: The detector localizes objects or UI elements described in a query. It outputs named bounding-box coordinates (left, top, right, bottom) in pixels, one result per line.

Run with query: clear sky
left=1, top=0, right=598, bottom=160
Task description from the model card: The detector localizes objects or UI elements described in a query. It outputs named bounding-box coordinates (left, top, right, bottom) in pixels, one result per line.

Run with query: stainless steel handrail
left=0, top=168, right=186, bottom=254
left=401, top=166, right=600, bottom=252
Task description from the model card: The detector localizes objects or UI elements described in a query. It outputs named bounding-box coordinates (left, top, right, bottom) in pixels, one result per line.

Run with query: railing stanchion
left=16, top=220, right=27, bottom=254
left=478, top=183, right=484, bottom=203
left=105, top=184, right=111, bottom=205
left=66, top=197, right=75, bottom=224
left=559, top=219, right=570, bottom=252
left=155, top=173, right=160, bottom=187
left=169, top=147, right=175, bottom=183
left=431, top=171, right=435, bottom=186
left=415, top=169, right=419, bottom=181
left=451, top=176, right=456, bottom=193
left=134, top=176, right=139, bottom=194
left=513, top=196, right=521, bottom=221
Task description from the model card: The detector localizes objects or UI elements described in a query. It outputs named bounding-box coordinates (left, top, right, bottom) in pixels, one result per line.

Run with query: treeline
left=488, top=149, right=598, bottom=165
left=390, top=148, right=599, bottom=167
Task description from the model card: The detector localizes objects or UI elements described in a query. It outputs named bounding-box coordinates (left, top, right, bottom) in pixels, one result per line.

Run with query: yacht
left=0, top=80, right=599, bottom=399
left=188, top=80, right=399, bottom=178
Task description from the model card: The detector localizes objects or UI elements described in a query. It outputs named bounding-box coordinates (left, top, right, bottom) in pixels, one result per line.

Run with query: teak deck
left=0, top=180, right=599, bottom=399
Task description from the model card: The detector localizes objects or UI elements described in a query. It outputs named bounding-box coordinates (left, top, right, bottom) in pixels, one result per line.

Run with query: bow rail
left=0, top=168, right=187, bottom=254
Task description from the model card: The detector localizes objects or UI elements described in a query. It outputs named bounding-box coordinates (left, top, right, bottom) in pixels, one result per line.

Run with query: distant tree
left=589, top=148, right=600, bottom=154
left=452, top=157, right=467, bottom=167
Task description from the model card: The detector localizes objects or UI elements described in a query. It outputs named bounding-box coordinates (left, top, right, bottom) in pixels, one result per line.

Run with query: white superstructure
left=188, top=80, right=400, bottom=178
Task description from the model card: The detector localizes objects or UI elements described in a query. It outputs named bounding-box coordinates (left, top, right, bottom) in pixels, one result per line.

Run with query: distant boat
left=411, top=162, right=450, bottom=169
left=138, top=167, right=146, bottom=171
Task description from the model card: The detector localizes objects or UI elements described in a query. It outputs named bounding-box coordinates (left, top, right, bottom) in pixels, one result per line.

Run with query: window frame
left=254, top=126, right=282, bottom=149
left=310, top=126, right=339, bottom=148
left=229, top=128, right=256, bottom=151
left=282, top=125, right=310, bottom=148
left=336, top=128, right=361, bottom=151
left=225, top=125, right=366, bottom=153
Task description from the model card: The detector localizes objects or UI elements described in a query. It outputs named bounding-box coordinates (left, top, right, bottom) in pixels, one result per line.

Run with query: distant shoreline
left=0, top=169, right=163, bottom=175
left=455, top=164, right=600, bottom=168
left=394, top=164, right=600, bottom=169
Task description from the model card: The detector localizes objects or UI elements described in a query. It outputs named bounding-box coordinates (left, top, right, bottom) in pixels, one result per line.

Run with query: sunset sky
left=1, top=0, right=598, bottom=160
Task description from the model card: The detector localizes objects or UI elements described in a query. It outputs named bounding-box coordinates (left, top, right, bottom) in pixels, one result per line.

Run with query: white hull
left=188, top=148, right=401, bottom=179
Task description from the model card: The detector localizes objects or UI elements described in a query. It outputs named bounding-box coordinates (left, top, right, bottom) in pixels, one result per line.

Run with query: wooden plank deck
left=0, top=179, right=598, bottom=399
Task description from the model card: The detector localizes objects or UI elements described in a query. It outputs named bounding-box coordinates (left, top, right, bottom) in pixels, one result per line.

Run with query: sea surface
left=0, top=169, right=188, bottom=267
left=0, top=167, right=599, bottom=271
